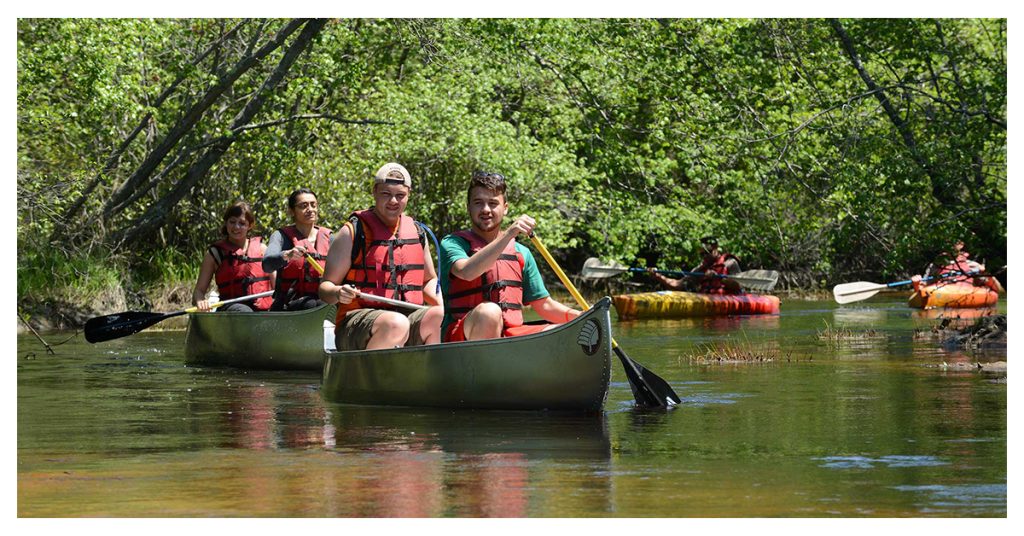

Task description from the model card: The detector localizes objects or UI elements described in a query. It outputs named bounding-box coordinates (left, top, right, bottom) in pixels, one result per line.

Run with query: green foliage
left=16, top=18, right=1007, bottom=307
left=16, top=248, right=125, bottom=304
left=134, top=248, right=201, bottom=286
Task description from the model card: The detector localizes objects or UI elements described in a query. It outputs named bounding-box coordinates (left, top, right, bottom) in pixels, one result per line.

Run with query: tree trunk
left=100, top=19, right=306, bottom=224
left=828, top=18, right=953, bottom=205
left=112, top=19, right=328, bottom=247
left=54, top=19, right=251, bottom=240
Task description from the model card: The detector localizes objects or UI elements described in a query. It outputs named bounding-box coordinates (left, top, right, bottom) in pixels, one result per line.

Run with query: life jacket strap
left=447, top=302, right=524, bottom=314
left=447, top=279, right=522, bottom=300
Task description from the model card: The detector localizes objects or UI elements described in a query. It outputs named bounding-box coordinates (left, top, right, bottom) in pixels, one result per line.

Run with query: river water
left=17, top=297, right=1007, bottom=517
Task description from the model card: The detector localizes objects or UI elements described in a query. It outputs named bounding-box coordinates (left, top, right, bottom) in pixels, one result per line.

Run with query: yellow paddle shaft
left=529, top=235, right=624, bottom=350
left=529, top=235, right=592, bottom=310
left=306, top=254, right=325, bottom=275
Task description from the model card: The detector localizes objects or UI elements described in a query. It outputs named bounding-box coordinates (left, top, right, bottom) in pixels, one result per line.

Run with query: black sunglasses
left=472, top=170, right=505, bottom=181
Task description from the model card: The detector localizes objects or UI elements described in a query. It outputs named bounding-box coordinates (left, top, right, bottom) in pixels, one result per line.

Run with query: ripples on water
left=17, top=297, right=1006, bottom=517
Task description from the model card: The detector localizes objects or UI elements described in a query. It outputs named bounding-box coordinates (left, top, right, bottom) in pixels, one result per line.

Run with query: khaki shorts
left=335, top=307, right=431, bottom=351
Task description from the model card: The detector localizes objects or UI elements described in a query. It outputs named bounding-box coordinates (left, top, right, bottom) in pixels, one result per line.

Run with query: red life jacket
left=277, top=225, right=331, bottom=299
left=446, top=230, right=526, bottom=328
left=336, top=209, right=426, bottom=323
left=211, top=237, right=273, bottom=310
left=938, top=252, right=973, bottom=281
left=698, top=252, right=740, bottom=294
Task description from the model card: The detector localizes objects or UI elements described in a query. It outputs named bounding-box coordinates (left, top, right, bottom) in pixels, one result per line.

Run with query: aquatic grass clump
left=913, top=311, right=998, bottom=340
left=683, top=338, right=794, bottom=365
left=817, top=320, right=882, bottom=349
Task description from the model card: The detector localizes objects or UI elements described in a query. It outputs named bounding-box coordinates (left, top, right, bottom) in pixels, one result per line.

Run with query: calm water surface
left=17, top=297, right=1007, bottom=517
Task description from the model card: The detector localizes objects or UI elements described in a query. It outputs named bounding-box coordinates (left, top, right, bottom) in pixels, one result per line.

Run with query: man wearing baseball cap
left=318, top=162, right=444, bottom=350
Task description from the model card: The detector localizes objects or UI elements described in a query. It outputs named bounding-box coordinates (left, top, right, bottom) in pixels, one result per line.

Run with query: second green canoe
left=184, top=303, right=337, bottom=370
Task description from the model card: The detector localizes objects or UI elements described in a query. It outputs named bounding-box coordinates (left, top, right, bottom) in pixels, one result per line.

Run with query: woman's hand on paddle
left=195, top=299, right=212, bottom=312
left=284, top=245, right=307, bottom=261
left=335, top=284, right=359, bottom=305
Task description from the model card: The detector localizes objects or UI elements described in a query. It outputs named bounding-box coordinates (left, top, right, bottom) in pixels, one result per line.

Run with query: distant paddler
left=911, top=239, right=1003, bottom=293
left=648, top=236, right=743, bottom=294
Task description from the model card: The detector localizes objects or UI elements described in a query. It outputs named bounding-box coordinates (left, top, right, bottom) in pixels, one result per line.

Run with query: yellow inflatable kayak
left=613, top=291, right=780, bottom=320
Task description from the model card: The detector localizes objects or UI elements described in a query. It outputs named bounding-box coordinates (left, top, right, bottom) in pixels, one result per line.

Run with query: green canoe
left=184, top=304, right=337, bottom=370
left=320, top=297, right=614, bottom=411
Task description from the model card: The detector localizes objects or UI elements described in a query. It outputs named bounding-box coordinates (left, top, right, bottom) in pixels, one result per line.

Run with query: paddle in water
left=530, top=236, right=680, bottom=408
left=581, top=257, right=779, bottom=292
left=832, top=270, right=980, bottom=304
left=84, top=290, right=275, bottom=343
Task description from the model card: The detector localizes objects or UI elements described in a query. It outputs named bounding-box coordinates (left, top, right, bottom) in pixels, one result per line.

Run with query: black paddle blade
left=84, top=311, right=182, bottom=343
left=614, top=347, right=681, bottom=408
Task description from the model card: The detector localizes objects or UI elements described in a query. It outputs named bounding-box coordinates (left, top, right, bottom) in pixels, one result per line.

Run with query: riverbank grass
left=17, top=247, right=200, bottom=331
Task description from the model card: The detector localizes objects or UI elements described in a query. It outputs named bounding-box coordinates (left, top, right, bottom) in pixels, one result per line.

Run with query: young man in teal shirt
left=439, top=171, right=581, bottom=342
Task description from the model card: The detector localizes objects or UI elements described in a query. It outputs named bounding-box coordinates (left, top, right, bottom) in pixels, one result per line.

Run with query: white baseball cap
left=374, top=162, right=412, bottom=187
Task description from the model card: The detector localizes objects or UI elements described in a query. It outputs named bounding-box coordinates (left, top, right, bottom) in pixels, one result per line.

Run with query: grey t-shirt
left=261, top=226, right=334, bottom=273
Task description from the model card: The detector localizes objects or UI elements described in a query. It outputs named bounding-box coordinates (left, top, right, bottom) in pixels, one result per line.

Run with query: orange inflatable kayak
left=908, top=281, right=999, bottom=309
left=613, top=291, right=780, bottom=320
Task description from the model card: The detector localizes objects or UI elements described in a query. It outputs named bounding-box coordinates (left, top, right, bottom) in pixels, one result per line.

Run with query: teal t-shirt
left=439, top=233, right=549, bottom=335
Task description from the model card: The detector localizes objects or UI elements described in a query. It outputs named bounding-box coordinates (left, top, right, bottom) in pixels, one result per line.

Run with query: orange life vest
left=446, top=230, right=526, bottom=328
left=277, top=225, right=331, bottom=299
left=698, top=252, right=740, bottom=294
left=336, top=209, right=426, bottom=323
left=211, top=237, right=274, bottom=310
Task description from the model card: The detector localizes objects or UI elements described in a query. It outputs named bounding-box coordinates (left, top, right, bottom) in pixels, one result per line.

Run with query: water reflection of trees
left=619, top=315, right=781, bottom=335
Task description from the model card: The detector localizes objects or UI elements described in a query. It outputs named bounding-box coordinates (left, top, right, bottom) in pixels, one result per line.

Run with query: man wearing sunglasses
left=438, top=170, right=581, bottom=342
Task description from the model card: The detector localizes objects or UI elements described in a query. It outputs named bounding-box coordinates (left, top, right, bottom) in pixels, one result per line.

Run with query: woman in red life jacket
left=648, top=236, right=743, bottom=294
left=262, top=188, right=333, bottom=311
left=318, top=163, right=444, bottom=350
left=911, top=240, right=1003, bottom=292
left=438, top=170, right=581, bottom=342
left=191, top=201, right=276, bottom=312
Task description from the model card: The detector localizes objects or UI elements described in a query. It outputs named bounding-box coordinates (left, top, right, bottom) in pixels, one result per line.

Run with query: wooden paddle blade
left=614, top=347, right=681, bottom=407
left=84, top=311, right=180, bottom=343
left=832, top=281, right=887, bottom=304
left=581, top=257, right=629, bottom=279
